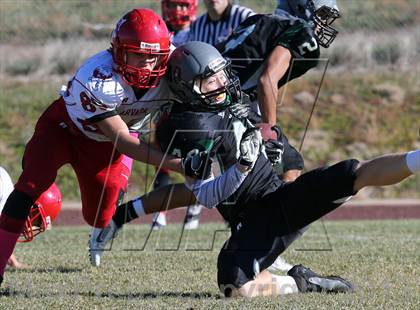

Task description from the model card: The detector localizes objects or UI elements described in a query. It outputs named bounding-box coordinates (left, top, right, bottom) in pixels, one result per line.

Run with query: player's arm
left=96, top=115, right=183, bottom=173
left=184, top=128, right=261, bottom=208
left=257, top=45, right=292, bottom=125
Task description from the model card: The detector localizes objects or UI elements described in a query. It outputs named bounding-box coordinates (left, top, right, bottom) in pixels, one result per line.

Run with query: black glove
left=263, top=124, right=284, bottom=165
left=238, top=127, right=262, bottom=168
left=182, top=149, right=212, bottom=179
left=264, top=139, right=284, bottom=165
left=182, top=136, right=222, bottom=179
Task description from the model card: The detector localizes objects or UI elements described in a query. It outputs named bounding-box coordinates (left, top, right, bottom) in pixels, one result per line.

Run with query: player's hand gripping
left=238, top=127, right=262, bottom=169
left=264, top=125, right=284, bottom=166
left=182, top=136, right=222, bottom=179
left=228, top=93, right=251, bottom=119
left=183, top=150, right=212, bottom=179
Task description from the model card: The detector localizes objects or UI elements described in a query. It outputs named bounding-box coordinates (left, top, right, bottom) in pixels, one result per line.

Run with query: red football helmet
left=161, top=0, right=197, bottom=29
left=111, top=8, right=171, bottom=89
left=19, top=183, right=62, bottom=242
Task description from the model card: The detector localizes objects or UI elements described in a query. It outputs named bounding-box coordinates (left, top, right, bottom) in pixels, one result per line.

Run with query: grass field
left=1, top=220, right=419, bottom=308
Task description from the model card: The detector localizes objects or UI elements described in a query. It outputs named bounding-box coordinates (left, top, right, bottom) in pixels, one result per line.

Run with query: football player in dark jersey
left=214, top=0, right=341, bottom=272
left=216, top=0, right=341, bottom=182
left=91, top=42, right=419, bottom=297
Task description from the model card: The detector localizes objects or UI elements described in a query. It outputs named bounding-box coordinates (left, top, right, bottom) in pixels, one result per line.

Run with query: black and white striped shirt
left=189, top=4, right=255, bottom=45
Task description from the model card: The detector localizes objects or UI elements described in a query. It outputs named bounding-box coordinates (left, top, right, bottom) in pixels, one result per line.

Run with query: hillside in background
left=0, top=0, right=418, bottom=200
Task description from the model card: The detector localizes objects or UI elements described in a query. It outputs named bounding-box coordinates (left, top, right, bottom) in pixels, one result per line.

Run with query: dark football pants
left=217, top=159, right=359, bottom=294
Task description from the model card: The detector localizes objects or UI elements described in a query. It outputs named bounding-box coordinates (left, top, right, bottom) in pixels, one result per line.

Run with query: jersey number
left=80, top=91, right=97, bottom=113
left=297, top=37, right=318, bottom=55
left=77, top=118, right=103, bottom=133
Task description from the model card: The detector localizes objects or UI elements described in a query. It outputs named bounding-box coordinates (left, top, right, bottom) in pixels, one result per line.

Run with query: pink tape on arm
left=121, top=132, right=139, bottom=171
left=121, top=155, right=134, bottom=171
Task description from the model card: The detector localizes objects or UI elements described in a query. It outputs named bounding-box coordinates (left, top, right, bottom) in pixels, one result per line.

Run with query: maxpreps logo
left=140, top=42, right=160, bottom=51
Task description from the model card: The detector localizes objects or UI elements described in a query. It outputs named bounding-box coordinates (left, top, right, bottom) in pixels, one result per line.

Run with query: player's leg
left=184, top=203, right=202, bottom=230
left=74, top=132, right=139, bottom=229
left=277, top=129, right=304, bottom=182
left=233, top=265, right=354, bottom=297
left=151, top=168, right=171, bottom=230
left=86, top=181, right=197, bottom=266
left=353, top=151, right=418, bottom=191
left=71, top=138, right=133, bottom=266
left=113, top=182, right=196, bottom=227
left=7, top=254, right=28, bottom=269
left=217, top=217, right=353, bottom=298
left=0, top=98, right=71, bottom=284
left=235, top=270, right=298, bottom=297
left=267, top=226, right=308, bottom=273
left=266, top=151, right=418, bottom=236
left=266, top=126, right=305, bottom=270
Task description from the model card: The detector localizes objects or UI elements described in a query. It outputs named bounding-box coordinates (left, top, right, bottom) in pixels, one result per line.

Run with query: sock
left=0, top=190, right=33, bottom=279
left=0, top=227, right=21, bottom=277
left=271, top=275, right=299, bottom=294
left=133, top=197, right=145, bottom=216
left=113, top=197, right=144, bottom=227
left=406, top=150, right=420, bottom=173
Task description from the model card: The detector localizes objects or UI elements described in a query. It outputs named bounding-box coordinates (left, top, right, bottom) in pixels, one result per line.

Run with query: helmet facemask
left=19, top=204, right=50, bottom=242
left=112, top=42, right=170, bottom=89
left=162, top=0, right=197, bottom=30
left=190, top=60, right=242, bottom=112
left=311, top=2, right=341, bottom=48
left=17, top=183, right=62, bottom=242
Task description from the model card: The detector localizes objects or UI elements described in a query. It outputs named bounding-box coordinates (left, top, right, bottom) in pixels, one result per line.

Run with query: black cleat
left=288, top=264, right=355, bottom=293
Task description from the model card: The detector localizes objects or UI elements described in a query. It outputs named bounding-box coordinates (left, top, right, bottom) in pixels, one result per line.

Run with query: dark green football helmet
left=167, top=41, right=242, bottom=112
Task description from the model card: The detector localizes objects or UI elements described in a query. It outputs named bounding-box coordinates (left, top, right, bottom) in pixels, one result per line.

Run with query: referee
left=189, top=0, right=254, bottom=45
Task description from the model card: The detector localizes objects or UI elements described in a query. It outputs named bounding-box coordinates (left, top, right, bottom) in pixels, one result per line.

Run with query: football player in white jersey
left=0, top=8, right=185, bottom=284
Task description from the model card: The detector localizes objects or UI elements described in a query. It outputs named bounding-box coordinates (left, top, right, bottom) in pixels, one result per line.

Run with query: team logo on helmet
left=140, top=42, right=161, bottom=51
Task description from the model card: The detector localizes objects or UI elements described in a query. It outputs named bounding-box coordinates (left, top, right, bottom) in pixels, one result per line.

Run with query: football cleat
left=288, top=264, right=355, bottom=293
left=151, top=212, right=167, bottom=230
left=184, top=205, right=202, bottom=230
left=88, top=220, right=120, bottom=267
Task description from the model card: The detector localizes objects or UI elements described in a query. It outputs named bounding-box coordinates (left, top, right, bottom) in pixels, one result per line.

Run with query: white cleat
left=184, top=204, right=202, bottom=230
left=88, top=220, right=120, bottom=267
left=151, top=212, right=167, bottom=230
left=267, top=256, right=294, bottom=273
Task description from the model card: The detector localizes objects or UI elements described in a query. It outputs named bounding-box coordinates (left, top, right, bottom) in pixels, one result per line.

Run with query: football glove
left=228, top=93, right=251, bottom=119
left=183, top=149, right=212, bottom=180
left=264, top=139, right=284, bottom=165
left=182, top=136, right=222, bottom=179
left=238, top=127, right=262, bottom=168
left=256, top=123, right=284, bottom=165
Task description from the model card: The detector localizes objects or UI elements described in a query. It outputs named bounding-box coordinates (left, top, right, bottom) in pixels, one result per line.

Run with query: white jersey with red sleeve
left=61, top=50, right=173, bottom=141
